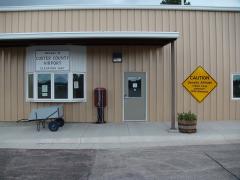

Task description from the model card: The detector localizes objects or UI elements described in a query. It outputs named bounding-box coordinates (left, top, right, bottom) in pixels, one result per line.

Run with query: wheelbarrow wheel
left=48, top=121, right=59, bottom=132
left=55, top=118, right=64, bottom=127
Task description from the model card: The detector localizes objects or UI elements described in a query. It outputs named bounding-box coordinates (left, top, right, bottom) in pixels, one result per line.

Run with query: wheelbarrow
left=17, top=105, right=64, bottom=132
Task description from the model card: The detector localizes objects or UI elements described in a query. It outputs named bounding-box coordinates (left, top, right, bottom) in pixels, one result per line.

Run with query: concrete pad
left=0, top=120, right=240, bottom=149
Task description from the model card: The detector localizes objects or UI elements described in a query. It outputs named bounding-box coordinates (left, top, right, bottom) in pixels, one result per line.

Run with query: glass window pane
left=54, top=74, right=68, bottom=99
left=73, top=74, right=84, bottom=99
left=128, top=76, right=141, bottom=97
left=233, top=75, right=240, bottom=98
left=28, top=74, right=33, bottom=98
left=38, top=74, right=51, bottom=99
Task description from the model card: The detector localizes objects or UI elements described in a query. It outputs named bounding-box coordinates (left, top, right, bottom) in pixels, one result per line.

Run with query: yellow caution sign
left=182, top=66, right=217, bottom=103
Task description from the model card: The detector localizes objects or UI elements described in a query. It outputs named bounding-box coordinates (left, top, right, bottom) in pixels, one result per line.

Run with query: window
left=128, top=77, right=142, bottom=97
left=38, top=74, right=51, bottom=99
left=27, top=73, right=85, bottom=102
left=232, top=74, right=240, bottom=100
left=26, top=45, right=87, bottom=102
left=73, top=74, right=84, bottom=99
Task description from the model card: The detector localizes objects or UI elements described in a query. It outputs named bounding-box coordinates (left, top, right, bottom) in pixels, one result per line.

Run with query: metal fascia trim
left=0, top=5, right=239, bottom=12
left=0, top=32, right=180, bottom=41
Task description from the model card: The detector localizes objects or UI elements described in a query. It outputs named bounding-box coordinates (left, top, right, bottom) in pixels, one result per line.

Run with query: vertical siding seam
left=125, top=10, right=128, bottom=31
left=234, top=13, right=237, bottom=120
left=202, top=11, right=205, bottom=120
left=50, top=11, right=53, bottom=32
left=214, top=12, right=217, bottom=120
left=37, top=11, right=39, bottom=32
left=155, top=48, right=158, bottom=121
left=78, top=10, right=81, bottom=31
left=119, top=10, right=122, bottom=31
left=227, top=13, right=231, bottom=120
left=31, top=11, right=33, bottom=32
left=208, top=11, right=211, bottom=120
left=43, top=11, right=46, bottom=32
left=189, top=11, right=192, bottom=112
left=17, top=11, right=19, bottom=32
left=134, top=10, right=136, bottom=31
left=154, top=10, right=157, bottom=31
left=10, top=13, right=13, bottom=32
left=208, top=11, right=212, bottom=120
left=182, top=11, right=185, bottom=112
left=147, top=10, right=150, bottom=31
left=8, top=13, right=12, bottom=32
left=16, top=49, right=19, bottom=119
left=175, top=10, right=177, bottom=115
left=57, top=10, right=60, bottom=32
left=221, top=12, right=224, bottom=120
left=2, top=13, right=6, bottom=32
left=1, top=50, right=4, bottom=119
left=9, top=51, right=11, bottom=120
left=195, top=12, right=199, bottom=116
left=71, top=10, right=74, bottom=31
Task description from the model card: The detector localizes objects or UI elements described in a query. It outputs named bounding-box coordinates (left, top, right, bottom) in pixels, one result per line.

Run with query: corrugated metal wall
left=0, top=9, right=240, bottom=122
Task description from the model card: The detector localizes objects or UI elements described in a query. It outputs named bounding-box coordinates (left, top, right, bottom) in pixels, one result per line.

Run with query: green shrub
left=177, top=111, right=197, bottom=121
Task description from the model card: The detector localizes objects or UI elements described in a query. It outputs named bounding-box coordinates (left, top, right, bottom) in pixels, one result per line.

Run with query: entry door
left=124, top=72, right=146, bottom=121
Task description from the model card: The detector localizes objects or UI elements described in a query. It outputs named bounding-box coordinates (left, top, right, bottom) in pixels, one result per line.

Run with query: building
left=0, top=4, right=239, bottom=124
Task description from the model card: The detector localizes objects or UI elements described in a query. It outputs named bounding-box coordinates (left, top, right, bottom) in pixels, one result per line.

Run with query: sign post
left=182, top=66, right=217, bottom=103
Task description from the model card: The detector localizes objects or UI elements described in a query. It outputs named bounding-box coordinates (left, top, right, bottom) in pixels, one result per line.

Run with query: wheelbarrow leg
left=42, top=120, right=45, bottom=128
left=36, top=121, right=40, bottom=131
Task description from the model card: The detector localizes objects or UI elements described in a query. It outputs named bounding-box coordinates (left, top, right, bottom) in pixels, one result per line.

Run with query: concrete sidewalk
left=0, top=121, right=240, bottom=149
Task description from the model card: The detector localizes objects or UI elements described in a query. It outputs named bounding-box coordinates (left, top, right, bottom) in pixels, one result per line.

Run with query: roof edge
left=0, top=32, right=180, bottom=41
left=0, top=5, right=239, bottom=12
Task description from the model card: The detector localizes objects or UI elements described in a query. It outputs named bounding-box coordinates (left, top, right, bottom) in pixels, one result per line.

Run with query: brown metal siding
left=0, top=9, right=239, bottom=122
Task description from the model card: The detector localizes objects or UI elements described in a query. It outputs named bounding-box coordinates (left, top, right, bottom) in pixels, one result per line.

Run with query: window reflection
left=54, top=74, right=68, bottom=99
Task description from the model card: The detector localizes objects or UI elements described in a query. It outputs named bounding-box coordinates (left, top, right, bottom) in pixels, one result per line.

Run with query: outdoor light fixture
left=112, top=52, right=122, bottom=63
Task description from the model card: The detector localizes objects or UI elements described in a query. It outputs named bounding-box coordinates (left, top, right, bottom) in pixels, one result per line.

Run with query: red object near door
left=94, top=88, right=107, bottom=107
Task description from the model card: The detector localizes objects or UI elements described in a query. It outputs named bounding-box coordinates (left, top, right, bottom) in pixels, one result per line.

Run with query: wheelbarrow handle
left=16, top=119, right=29, bottom=123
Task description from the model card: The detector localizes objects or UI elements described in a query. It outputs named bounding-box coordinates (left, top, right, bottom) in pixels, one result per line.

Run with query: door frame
left=122, top=72, right=148, bottom=122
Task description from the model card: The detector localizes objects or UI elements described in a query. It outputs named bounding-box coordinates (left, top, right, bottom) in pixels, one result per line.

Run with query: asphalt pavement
left=0, top=144, right=240, bottom=180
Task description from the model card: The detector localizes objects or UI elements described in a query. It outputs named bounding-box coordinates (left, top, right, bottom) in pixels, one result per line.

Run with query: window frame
left=232, top=73, right=240, bottom=100
left=26, top=72, right=86, bottom=102
left=26, top=73, right=34, bottom=101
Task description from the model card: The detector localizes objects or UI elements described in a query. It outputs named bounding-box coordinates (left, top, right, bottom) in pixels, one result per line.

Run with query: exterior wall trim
left=0, top=5, right=239, bottom=12
left=0, top=32, right=180, bottom=41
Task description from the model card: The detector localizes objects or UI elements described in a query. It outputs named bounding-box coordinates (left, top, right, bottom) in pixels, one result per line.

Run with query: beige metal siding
left=0, top=9, right=239, bottom=122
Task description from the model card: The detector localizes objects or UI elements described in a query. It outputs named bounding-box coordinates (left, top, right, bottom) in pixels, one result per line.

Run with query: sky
left=0, top=0, right=240, bottom=7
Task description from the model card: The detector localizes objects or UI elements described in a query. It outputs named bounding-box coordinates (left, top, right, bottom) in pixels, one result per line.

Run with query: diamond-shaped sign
left=182, top=66, right=217, bottom=103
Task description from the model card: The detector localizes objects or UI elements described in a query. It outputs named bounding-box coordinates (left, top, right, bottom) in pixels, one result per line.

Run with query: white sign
left=133, top=83, right=138, bottom=88
left=74, top=81, right=79, bottom=89
left=42, top=85, right=48, bottom=93
left=35, top=50, right=70, bottom=71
